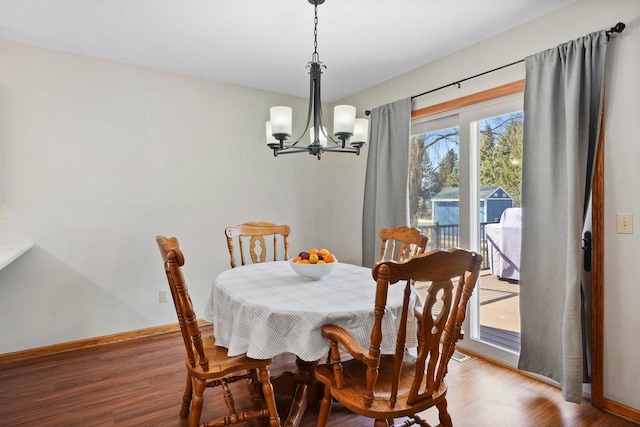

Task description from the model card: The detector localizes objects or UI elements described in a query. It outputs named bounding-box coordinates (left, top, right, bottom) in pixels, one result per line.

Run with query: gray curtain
left=362, top=98, right=411, bottom=267
left=519, top=31, right=607, bottom=403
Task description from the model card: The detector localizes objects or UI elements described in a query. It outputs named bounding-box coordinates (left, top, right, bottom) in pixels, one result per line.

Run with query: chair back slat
left=249, top=235, right=268, bottom=263
left=225, top=221, right=290, bottom=268
left=389, top=280, right=412, bottom=407
left=436, top=268, right=477, bottom=386
left=157, top=236, right=209, bottom=371
left=416, top=278, right=453, bottom=399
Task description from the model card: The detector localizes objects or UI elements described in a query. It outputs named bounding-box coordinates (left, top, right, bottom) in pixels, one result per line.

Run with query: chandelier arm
left=274, top=146, right=312, bottom=155
left=313, top=64, right=348, bottom=149
left=315, top=71, right=341, bottom=148
left=318, top=121, right=344, bottom=148
left=287, top=64, right=316, bottom=147
left=322, top=146, right=360, bottom=154
left=312, top=62, right=323, bottom=147
left=313, top=62, right=351, bottom=149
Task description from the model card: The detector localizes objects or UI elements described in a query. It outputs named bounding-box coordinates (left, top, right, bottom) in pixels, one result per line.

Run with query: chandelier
left=266, top=0, right=369, bottom=160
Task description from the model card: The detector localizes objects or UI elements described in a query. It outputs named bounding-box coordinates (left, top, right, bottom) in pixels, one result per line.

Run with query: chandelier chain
left=313, top=4, right=318, bottom=55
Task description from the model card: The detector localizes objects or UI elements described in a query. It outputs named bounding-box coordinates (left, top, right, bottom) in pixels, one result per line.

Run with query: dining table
left=204, top=260, right=419, bottom=426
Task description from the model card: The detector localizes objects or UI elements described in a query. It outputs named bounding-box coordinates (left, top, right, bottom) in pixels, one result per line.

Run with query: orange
left=293, top=256, right=302, bottom=263
left=323, top=253, right=336, bottom=263
left=309, top=248, right=319, bottom=255
left=300, top=259, right=311, bottom=264
left=309, top=253, right=319, bottom=264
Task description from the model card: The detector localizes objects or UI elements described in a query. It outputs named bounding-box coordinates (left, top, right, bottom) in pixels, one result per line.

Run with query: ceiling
left=0, top=0, right=576, bottom=102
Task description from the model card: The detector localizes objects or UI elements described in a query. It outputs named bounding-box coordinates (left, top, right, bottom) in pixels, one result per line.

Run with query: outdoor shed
left=431, top=185, right=514, bottom=225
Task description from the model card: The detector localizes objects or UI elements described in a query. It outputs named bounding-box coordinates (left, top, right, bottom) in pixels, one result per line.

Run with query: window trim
left=412, top=80, right=525, bottom=120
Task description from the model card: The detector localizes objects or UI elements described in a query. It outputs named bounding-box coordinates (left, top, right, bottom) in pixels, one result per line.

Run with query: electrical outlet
left=158, top=290, right=169, bottom=303
left=616, top=213, right=633, bottom=234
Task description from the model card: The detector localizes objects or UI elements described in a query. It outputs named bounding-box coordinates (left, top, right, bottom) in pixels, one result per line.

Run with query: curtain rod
left=364, top=22, right=625, bottom=116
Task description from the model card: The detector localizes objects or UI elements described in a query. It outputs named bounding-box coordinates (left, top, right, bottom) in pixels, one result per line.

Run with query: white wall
left=330, top=0, right=640, bottom=412
left=0, top=39, right=346, bottom=352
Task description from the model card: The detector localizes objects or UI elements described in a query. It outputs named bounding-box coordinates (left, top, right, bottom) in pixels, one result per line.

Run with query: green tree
left=479, top=114, right=523, bottom=206
left=438, top=149, right=459, bottom=188
left=409, top=134, right=425, bottom=225
left=480, top=123, right=498, bottom=184
left=409, top=129, right=459, bottom=225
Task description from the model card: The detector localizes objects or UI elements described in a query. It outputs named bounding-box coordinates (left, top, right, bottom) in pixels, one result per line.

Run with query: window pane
left=409, top=124, right=460, bottom=252
left=479, top=112, right=523, bottom=211
left=478, top=111, right=523, bottom=353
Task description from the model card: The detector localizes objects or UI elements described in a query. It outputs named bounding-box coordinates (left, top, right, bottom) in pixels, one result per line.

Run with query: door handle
left=582, top=231, right=592, bottom=272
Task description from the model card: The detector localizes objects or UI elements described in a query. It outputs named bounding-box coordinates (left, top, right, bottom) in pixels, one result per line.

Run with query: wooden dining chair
left=315, top=248, right=482, bottom=427
left=225, top=221, right=291, bottom=268
left=156, top=236, right=281, bottom=427
left=379, top=226, right=429, bottom=262
left=379, top=226, right=429, bottom=353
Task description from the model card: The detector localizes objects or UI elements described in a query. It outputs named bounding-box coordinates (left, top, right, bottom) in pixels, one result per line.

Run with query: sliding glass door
left=410, top=94, right=523, bottom=366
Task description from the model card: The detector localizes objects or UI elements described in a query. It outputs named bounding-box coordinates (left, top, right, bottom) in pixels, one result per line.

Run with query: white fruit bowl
left=289, top=258, right=338, bottom=280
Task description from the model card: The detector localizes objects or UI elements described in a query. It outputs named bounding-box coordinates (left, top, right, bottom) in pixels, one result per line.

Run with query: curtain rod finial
left=608, top=22, right=625, bottom=35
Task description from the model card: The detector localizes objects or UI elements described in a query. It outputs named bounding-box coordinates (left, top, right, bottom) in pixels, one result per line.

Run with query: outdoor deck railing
left=416, top=221, right=497, bottom=270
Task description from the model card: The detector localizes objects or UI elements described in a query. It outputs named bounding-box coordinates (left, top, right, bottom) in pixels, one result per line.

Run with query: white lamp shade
left=270, top=106, right=292, bottom=136
left=310, top=127, right=327, bottom=147
left=353, top=118, right=369, bottom=143
left=333, top=105, right=356, bottom=135
left=265, top=121, right=279, bottom=145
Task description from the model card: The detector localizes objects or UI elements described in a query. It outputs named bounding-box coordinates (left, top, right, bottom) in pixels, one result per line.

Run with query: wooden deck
left=416, top=269, right=521, bottom=353
left=479, top=270, right=521, bottom=351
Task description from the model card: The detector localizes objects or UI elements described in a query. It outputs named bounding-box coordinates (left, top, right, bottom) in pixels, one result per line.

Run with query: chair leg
left=392, top=415, right=428, bottom=427
left=374, top=419, right=390, bottom=427
left=180, top=372, right=193, bottom=418
left=248, top=368, right=262, bottom=400
left=258, top=367, right=281, bottom=427
left=317, top=385, right=332, bottom=427
left=436, top=399, right=452, bottom=427
left=189, top=378, right=207, bottom=427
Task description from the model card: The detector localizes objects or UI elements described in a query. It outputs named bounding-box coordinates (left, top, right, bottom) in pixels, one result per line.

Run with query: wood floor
left=0, top=325, right=636, bottom=427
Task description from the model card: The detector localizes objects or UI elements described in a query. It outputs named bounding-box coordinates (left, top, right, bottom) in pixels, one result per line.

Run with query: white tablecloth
left=204, top=261, right=418, bottom=362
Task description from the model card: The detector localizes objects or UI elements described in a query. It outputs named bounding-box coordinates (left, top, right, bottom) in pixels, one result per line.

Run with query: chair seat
left=315, top=354, right=448, bottom=419
left=186, top=336, right=273, bottom=378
